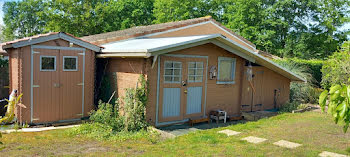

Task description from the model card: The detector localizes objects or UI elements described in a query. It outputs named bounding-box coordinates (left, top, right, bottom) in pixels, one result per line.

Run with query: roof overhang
left=2, top=32, right=102, bottom=52
left=97, top=34, right=305, bottom=82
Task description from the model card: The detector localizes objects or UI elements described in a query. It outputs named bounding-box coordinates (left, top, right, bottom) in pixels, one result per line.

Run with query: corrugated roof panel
left=101, top=35, right=216, bottom=53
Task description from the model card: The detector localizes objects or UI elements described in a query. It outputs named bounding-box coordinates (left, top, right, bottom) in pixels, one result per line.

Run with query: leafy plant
left=319, top=84, right=350, bottom=133
left=89, top=100, right=124, bottom=132
left=275, top=60, right=321, bottom=104
left=0, top=93, right=23, bottom=124
left=123, top=75, right=148, bottom=131
left=79, top=74, right=148, bottom=139
left=279, top=102, right=299, bottom=113
left=274, top=58, right=324, bottom=87
left=321, top=41, right=350, bottom=89
left=297, top=104, right=309, bottom=110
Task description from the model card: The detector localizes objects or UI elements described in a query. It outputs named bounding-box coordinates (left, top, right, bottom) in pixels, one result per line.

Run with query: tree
left=223, top=0, right=349, bottom=59
left=153, top=0, right=226, bottom=24
left=45, top=0, right=155, bottom=37
left=2, top=0, right=48, bottom=41
left=2, top=0, right=155, bottom=38
left=321, top=41, right=350, bottom=88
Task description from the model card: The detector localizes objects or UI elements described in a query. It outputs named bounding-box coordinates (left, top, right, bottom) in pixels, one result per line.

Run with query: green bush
left=78, top=74, right=149, bottom=140
left=123, top=75, right=148, bottom=131
left=279, top=102, right=299, bottom=113
left=274, top=58, right=324, bottom=87
left=89, top=100, right=124, bottom=132
left=275, top=60, right=321, bottom=104
left=321, top=41, right=350, bottom=89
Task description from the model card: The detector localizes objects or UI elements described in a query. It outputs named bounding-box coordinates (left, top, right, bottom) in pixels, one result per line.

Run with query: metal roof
left=101, top=35, right=216, bottom=53
left=98, top=34, right=305, bottom=82
left=81, top=16, right=255, bottom=47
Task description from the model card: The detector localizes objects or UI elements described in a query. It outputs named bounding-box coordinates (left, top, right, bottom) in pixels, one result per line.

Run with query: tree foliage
left=319, top=84, right=350, bottom=133
left=153, top=0, right=226, bottom=23
left=321, top=41, right=350, bottom=89
left=1, top=0, right=349, bottom=59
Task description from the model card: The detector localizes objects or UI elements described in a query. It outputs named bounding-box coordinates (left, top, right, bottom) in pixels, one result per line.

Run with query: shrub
left=274, top=58, right=324, bottom=87
left=279, top=102, right=299, bottom=113
left=275, top=60, right=321, bottom=104
left=79, top=74, right=148, bottom=139
left=89, top=100, right=124, bottom=132
left=123, top=75, right=148, bottom=131
left=297, top=104, right=309, bottom=110
left=321, top=41, right=350, bottom=89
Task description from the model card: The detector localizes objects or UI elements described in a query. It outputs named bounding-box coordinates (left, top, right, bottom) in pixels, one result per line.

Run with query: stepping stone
left=273, top=140, right=302, bottom=149
left=319, top=151, right=349, bottom=157
left=241, top=136, right=267, bottom=144
left=217, top=129, right=241, bottom=136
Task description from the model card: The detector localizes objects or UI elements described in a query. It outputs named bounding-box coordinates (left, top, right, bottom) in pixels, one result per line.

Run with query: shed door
left=159, top=56, right=206, bottom=123
left=241, top=66, right=264, bottom=112
left=59, top=50, right=83, bottom=120
left=32, top=48, right=84, bottom=123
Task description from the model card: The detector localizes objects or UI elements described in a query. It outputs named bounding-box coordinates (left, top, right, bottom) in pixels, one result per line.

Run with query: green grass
left=1, top=111, right=350, bottom=156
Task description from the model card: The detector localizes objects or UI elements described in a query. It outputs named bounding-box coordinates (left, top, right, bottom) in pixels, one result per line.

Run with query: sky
left=0, top=0, right=349, bottom=32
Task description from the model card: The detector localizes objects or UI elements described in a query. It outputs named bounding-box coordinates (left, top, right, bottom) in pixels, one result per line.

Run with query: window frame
left=63, top=56, right=78, bottom=71
left=187, top=61, right=204, bottom=83
left=163, top=61, right=182, bottom=83
left=40, top=55, right=56, bottom=72
left=217, top=57, right=236, bottom=84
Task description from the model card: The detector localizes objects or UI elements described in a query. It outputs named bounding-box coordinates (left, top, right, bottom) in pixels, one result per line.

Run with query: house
left=1, top=16, right=305, bottom=126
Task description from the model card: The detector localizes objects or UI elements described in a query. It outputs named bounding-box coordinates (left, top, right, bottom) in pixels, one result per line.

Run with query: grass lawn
left=1, top=111, right=350, bottom=156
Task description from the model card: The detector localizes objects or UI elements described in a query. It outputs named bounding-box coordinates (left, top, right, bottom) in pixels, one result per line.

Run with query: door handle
left=184, top=89, right=187, bottom=94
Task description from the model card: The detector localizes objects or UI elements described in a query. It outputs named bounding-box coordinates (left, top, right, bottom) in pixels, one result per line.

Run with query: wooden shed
left=82, top=17, right=305, bottom=126
left=1, top=32, right=101, bottom=124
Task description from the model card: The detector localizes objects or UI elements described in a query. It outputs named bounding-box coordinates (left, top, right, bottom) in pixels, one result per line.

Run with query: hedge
left=273, top=58, right=324, bottom=87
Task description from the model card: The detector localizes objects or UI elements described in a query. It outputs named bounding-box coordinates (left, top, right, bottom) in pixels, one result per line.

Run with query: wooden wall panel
left=9, top=38, right=96, bottom=124
left=166, top=43, right=244, bottom=116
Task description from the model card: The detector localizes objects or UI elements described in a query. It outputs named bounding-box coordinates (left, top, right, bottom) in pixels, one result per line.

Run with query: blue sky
left=0, top=0, right=349, bottom=32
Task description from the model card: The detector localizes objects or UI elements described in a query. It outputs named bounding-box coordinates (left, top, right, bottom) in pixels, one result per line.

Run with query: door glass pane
left=197, top=62, right=203, bottom=68
left=188, top=62, right=204, bottom=82
left=197, top=69, right=203, bottom=75
left=173, top=62, right=181, bottom=68
left=195, top=76, right=203, bottom=82
left=165, top=62, right=173, bottom=68
left=63, top=56, right=78, bottom=71
left=41, top=56, right=56, bottom=71
left=173, top=76, right=180, bottom=82
left=164, top=76, right=172, bottom=82
left=188, top=76, right=195, bottom=82
left=164, top=61, right=182, bottom=83
left=188, top=62, right=196, bottom=68
left=188, top=69, right=195, bottom=75
left=174, top=69, right=181, bottom=75
left=165, top=69, right=173, bottom=75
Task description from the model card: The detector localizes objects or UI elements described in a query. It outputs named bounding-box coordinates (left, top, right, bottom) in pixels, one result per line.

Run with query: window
left=63, top=56, right=78, bottom=71
left=217, top=57, right=236, bottom=84
left=164, top=61, right=182, bottom=83
left=40, top=56, right=56, bottom=71
left=188, top=62, right=203, bottom=82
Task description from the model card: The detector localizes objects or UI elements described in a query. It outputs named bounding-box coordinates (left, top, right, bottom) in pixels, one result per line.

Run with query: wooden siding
left=8, top=39, right=95, bottom=124
left=145, top=43, right=291, bottom=125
